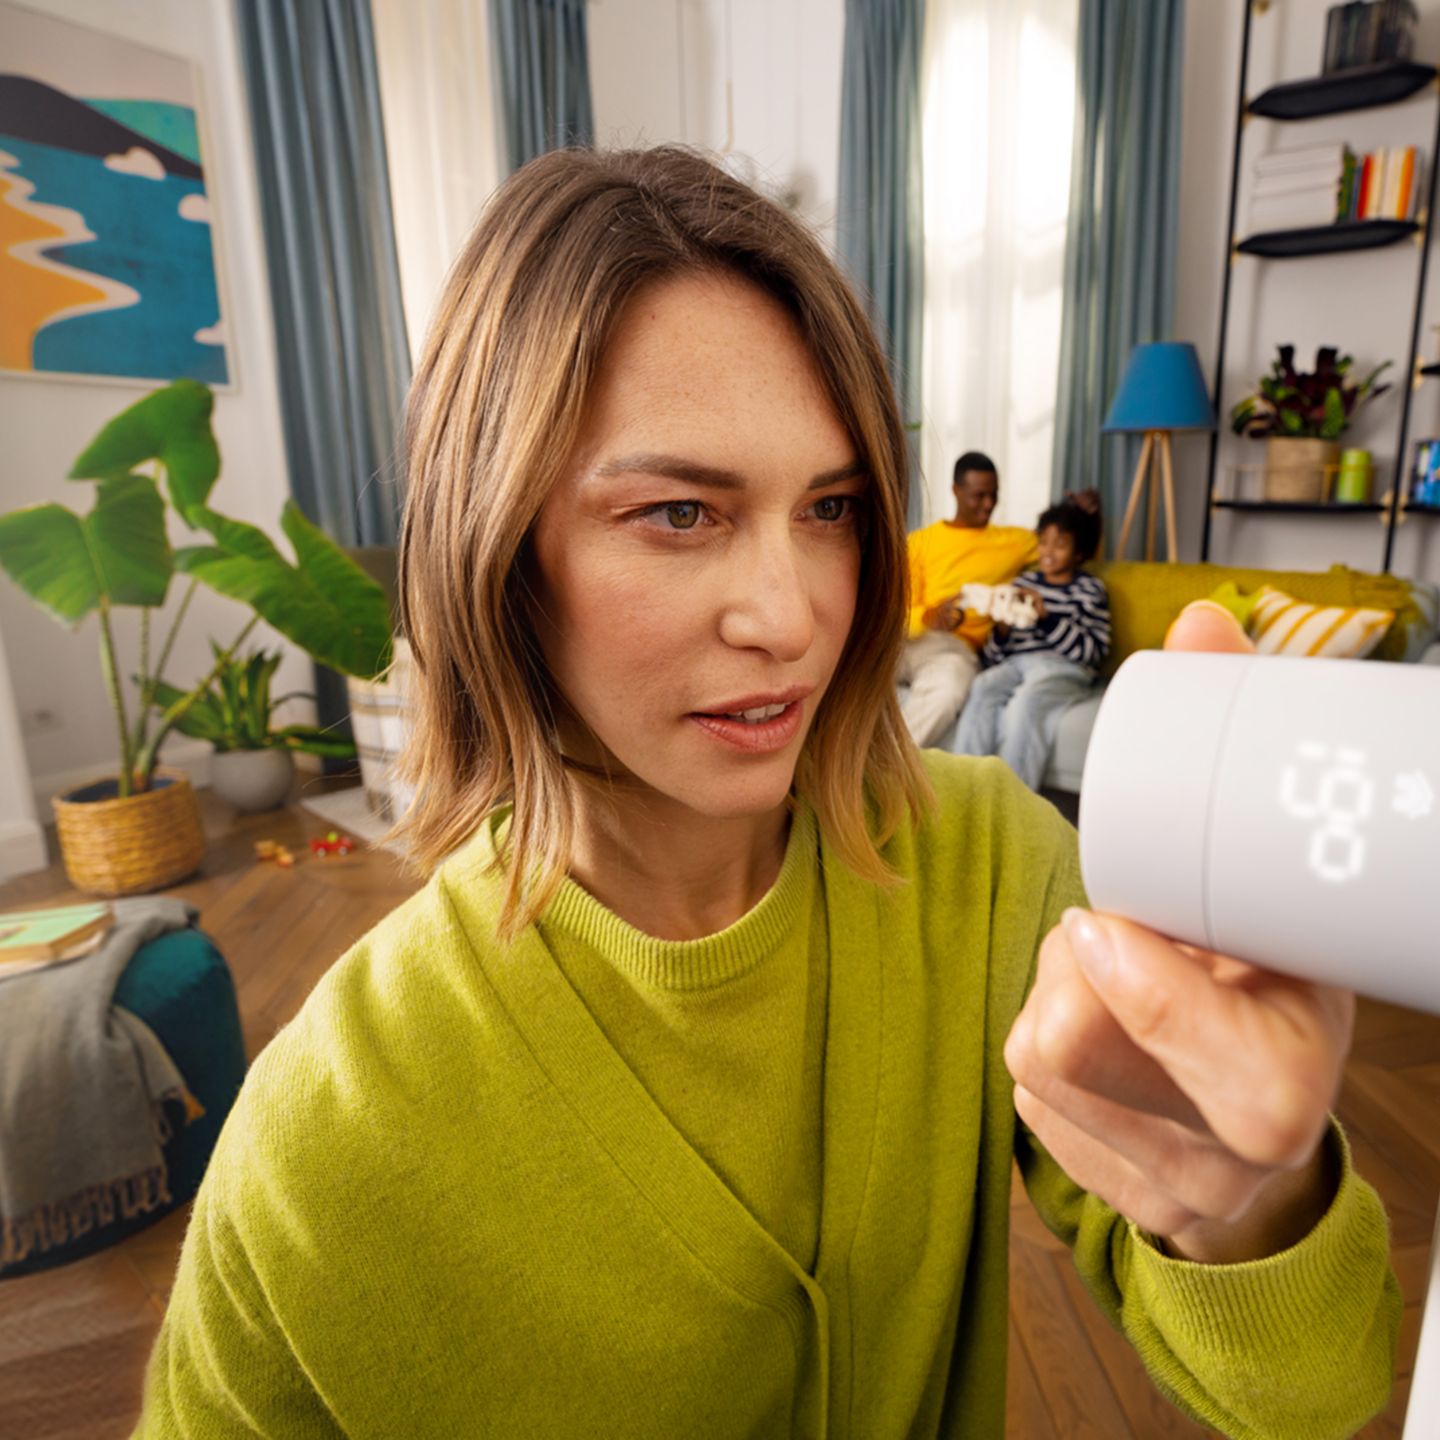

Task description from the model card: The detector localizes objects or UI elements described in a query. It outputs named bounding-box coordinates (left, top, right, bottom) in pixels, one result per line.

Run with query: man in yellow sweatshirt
left=899, top=451, right=1039, bottom=745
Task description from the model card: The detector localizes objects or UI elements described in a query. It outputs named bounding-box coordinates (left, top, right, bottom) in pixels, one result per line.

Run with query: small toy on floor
left=309, top=831, right=355, bottom=858
left=958, top=582, right=1040, bottom=630
left=254, top=839, right=296, bottom=869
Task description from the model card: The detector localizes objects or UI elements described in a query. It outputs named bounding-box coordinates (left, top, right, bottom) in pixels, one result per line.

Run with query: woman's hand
left=1003, top=603, right=1357, bottom=1263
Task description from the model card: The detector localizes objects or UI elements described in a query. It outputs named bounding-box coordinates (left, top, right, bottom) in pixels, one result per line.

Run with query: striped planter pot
left=345, top=640, right=415, bottom=823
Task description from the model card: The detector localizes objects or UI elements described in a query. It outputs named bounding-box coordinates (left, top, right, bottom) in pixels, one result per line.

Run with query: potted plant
left=154, top=644, right=358, bottom=813
left=1230, top=344, right=1391, bottom=502
left=0, top=381, right=392, bottom=895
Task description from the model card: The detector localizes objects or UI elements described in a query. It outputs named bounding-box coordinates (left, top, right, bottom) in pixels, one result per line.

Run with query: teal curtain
left=489, top=0, right=594, bottom=173
left=236, top=0, right=410, bottom=550
left=837, top=0, right=925, bottom=528
left=1051, top=0, right=1184, bottom=553
left=237, top=0, right=411, bottom=746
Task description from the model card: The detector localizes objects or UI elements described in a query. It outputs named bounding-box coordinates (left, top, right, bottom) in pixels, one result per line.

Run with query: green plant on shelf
left=1230, top=344, right=1391, bottom=440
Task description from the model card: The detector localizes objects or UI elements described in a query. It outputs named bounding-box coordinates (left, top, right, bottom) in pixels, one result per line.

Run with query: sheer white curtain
left=371, top=0, right=505, bottom=365
left=919, top=0, right=1078, bottom=528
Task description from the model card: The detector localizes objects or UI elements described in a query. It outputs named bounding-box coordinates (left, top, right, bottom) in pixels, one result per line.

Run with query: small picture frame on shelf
left=1410, top=437, right=1440, bottom=505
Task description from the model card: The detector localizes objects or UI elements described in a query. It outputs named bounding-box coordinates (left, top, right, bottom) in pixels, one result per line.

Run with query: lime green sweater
left=136, top=754, right=1398, bottom=1438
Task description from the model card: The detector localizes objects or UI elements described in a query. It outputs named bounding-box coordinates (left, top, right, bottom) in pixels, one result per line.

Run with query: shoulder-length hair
left=394, top=144, right=930, bottom=938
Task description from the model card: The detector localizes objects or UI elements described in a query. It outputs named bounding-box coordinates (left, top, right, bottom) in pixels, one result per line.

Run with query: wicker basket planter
left=1263, top=436, right=1339, bottom=503
left=53, top=767, right=205, bottom=896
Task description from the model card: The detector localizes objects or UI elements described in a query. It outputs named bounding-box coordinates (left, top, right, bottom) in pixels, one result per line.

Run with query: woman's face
left=528, top=270, right=866, bottom=823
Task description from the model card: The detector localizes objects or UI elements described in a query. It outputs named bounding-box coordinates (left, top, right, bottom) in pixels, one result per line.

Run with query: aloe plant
left=152, top=644, right=357, bottom=758
left=0, top=381, right=392, bottom=796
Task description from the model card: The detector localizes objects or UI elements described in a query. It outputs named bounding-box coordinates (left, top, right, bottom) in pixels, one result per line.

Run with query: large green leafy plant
left=0, top=381, right=391, bottom=796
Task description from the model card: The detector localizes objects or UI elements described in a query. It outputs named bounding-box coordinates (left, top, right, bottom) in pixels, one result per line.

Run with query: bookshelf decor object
left=1204, top=0, right=1440, bottom=570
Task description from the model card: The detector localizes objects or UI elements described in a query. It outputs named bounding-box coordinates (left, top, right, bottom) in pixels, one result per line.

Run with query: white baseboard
left=31, top=737, right=215, bottom=817
left=0, top=817, right=48, bottom=882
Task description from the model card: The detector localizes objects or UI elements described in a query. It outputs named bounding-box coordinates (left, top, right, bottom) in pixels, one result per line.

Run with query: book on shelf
left=0, top=902, right=113, bottom=976
left=1333, top=145, right=1420, bottom=221
left=1323, top=0, right=1418, bottom=73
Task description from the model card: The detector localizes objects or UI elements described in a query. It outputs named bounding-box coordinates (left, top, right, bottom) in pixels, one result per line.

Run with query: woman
left=136, top=148, right=1397, bottom=1438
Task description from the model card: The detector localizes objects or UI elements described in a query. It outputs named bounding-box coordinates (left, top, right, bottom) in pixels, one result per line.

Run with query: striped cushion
left=1249, top=585, right=1394, bottom=658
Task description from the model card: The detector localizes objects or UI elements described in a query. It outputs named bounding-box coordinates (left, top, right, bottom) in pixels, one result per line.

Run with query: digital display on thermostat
left=1280, top=740, right=1434, bottom=886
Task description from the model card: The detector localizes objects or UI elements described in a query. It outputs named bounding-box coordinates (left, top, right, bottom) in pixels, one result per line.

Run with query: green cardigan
left=136, top=754, right=1398, bottom=1438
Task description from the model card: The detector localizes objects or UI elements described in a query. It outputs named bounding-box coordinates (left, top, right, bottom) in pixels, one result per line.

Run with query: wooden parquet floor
left=0, top=783, right=1434, bottom=1438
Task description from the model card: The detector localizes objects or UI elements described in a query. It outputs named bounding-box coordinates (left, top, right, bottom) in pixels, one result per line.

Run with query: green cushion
left=1090, top=561, right=1427, bottom=675
left=2, top=929, right=245, bottom=1278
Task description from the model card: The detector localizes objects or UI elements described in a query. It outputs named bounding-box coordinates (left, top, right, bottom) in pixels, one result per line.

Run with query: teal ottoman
left=2, top=928, right=246, bottom=1278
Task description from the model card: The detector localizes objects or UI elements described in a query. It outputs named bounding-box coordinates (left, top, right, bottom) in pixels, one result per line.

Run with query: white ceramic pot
left=210, top=747, right=295, bottom=812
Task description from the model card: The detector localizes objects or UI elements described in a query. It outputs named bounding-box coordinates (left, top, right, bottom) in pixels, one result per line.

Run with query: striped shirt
left=981, top=570, right=1110, bottom=672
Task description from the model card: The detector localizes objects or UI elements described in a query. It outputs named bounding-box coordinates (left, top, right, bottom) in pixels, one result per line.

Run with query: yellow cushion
left=1090, top=561, right=1420, bottom=674
left=1248, top=586, right=1394, bottom=658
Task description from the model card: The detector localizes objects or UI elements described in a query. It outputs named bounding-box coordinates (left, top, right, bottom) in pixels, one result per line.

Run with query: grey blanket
left=0, top=897, right=200, bottom=1273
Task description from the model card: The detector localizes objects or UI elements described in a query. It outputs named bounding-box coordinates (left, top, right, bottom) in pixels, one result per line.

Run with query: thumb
left=1164, top=599, right=1256, bottom=655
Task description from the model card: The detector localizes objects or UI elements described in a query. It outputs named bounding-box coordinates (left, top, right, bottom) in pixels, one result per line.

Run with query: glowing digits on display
left=1278, top=741, right=1373, bottom=885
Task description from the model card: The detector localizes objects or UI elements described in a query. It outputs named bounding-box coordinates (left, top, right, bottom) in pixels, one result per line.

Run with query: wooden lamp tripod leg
left=1158, top=430, right=1180, bottom=562
left=1113, top=431, right=1155, bottom=562
left=1145, top=444, right=1160, bottom=561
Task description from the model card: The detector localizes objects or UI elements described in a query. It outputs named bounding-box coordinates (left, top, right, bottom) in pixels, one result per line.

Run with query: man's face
left=952, top=469, right=998, bottom=528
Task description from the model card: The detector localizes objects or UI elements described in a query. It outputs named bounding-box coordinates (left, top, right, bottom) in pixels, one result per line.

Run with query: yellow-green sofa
left=1033, top=561, right=1440, bottom=794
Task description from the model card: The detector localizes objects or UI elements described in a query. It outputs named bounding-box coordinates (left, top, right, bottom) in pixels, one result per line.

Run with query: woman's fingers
left=1013, top=1085, right=1202, bottom=1239
left=1006, top=938, right=1210, bottom=1131
left=1013, top=1075, right=1273, bottom=1226
left=1059, top=909, right=1349, bottom=1168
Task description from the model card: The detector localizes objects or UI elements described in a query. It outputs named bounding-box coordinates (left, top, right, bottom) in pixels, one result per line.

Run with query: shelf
left=1405, top=502, right=1440, bottom=515
left=1248, top=60, right=1437, bottom=120
left=1421, top=363, right=1440, bottom=377
left=1213, top=499, right=1387, bottom=514
left=1237, top=219, right=1420, bottom=257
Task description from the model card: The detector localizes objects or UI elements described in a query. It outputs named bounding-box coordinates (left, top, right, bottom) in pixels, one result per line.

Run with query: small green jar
left=1334, top=448, right=1372, bottom=504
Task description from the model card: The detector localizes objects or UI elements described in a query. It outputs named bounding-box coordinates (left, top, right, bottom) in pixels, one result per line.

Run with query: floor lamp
left=1102, top=343, right=1215, bottom=562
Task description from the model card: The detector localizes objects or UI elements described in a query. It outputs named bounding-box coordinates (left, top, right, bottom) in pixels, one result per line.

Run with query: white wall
left=0, top=620, right=44, bottom=880
left=588, top=0, right=844, bottom=250
left=1174, top=0, right=1440, bottom=583
left=0, top=0, right=310, bottom=839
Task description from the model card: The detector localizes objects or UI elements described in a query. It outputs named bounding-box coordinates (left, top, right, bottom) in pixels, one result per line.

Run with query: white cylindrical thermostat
left=1079, top=651, right=1440, bottom=1015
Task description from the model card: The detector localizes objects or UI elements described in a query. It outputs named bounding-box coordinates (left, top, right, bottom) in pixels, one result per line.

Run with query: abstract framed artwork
left=0, top=2, right=231, bottom=387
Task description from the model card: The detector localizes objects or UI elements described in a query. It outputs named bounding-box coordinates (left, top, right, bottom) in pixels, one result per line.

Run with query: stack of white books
left=1248, top=144, right=1346, bottom=233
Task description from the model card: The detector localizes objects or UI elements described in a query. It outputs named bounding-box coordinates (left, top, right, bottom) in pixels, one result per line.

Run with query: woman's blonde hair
left=394, top=145, right=930, bottom=937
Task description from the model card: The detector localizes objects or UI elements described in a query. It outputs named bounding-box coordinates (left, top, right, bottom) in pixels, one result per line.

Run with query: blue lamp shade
left=1103, top=342, right=1216, bottom=433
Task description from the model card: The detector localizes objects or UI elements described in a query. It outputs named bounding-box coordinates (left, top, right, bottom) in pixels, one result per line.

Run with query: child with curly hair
left=955, top=492, right=1109, bottom=789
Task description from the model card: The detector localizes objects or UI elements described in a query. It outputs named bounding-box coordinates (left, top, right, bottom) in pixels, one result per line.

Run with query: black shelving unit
left=1204, top=8, right=1440, bottom=573
left=1236, top=218, right=1419, bottom=256
left=1249, top=59, right=1435, bottom=119
left=1213, top=498, right=1388, bottom=513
